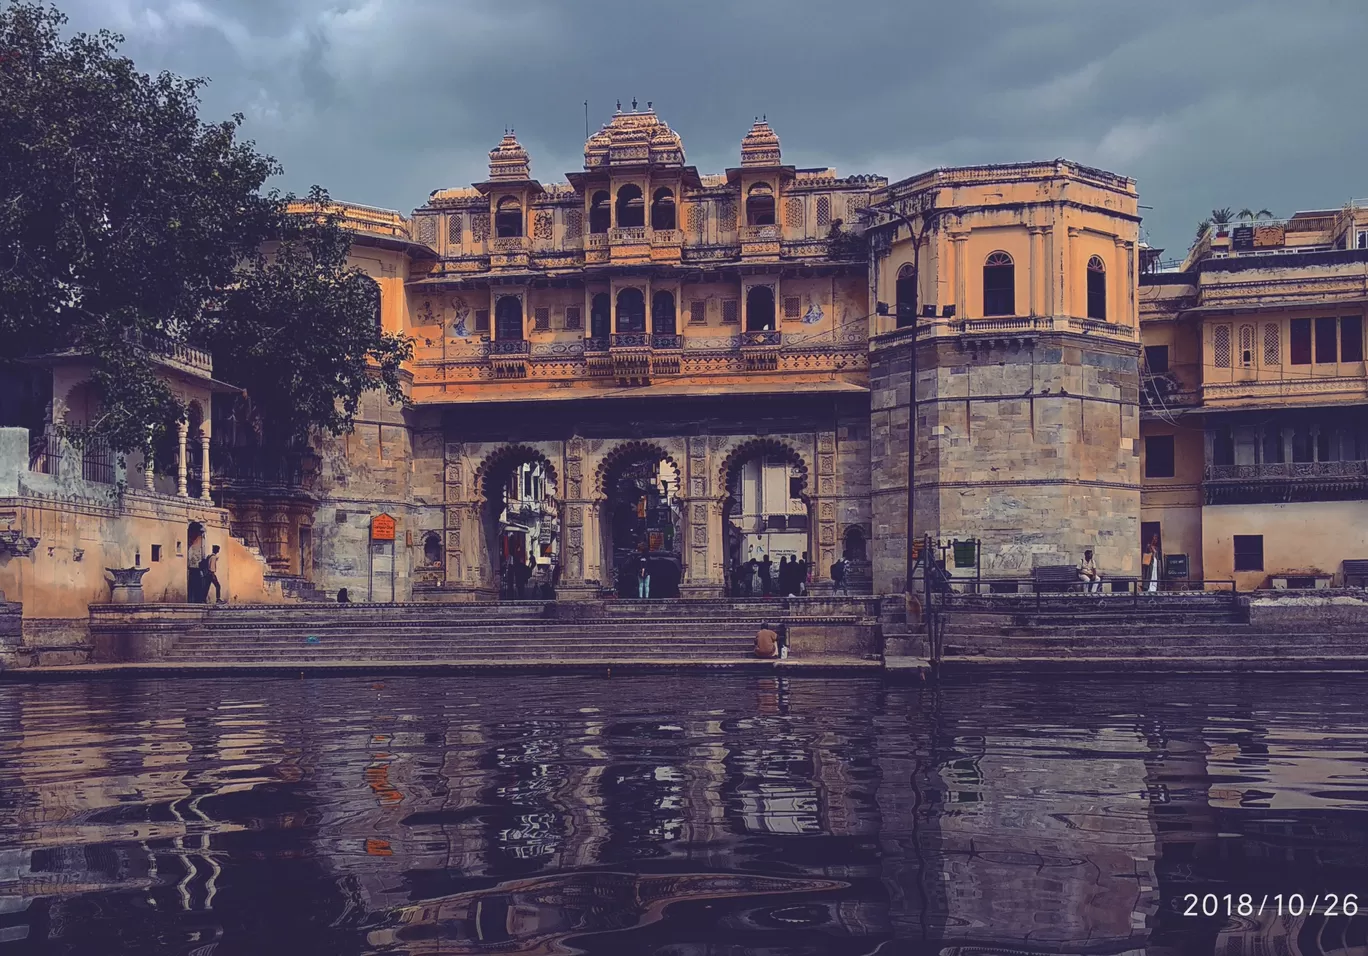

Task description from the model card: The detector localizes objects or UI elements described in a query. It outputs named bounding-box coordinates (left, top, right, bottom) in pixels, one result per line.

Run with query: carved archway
left=593, top=440, right=683, bottom=501
left=593, top=440, right=684, bottom=598
left=469, top=444, right=561, bottom=600
left=717, top=437, right=814, bottom=597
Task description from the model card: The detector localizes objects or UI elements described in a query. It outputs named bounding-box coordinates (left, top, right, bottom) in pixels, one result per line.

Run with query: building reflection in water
left=0, top=675, right=1366, bottom=954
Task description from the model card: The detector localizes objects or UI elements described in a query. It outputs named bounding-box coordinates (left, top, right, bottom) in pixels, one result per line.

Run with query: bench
left=1033, top=565, right=1082, bottom=593
left=1344, top=559, right=1368, bottom=588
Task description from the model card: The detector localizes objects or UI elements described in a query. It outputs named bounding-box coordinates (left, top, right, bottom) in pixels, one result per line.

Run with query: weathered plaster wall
left=1203, top=500, right=1368, bottom=591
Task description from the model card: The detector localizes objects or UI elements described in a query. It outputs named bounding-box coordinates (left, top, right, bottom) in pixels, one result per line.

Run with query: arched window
left=616, top=288, right=645, bottom=333
left=650, top=188, right=676, bottom=231
left=590, top=293, right=611, bottom=338
left=1239, top=324, right=1255, bottom=368
left=589, top=191, right=611, bottom=234
left=983, top=251, right=1015, bottom=317
left=746, top=286, right=775, bottom=331
left=843, top=526, right=867, bottom=562
left=616, top=184, right=645, bottom=228
left=746, top=182, right=775, bottom=226
left=494, top=196, right=522, bottom=238
left=494, top=295, right=523, bottom=340
left=422, top=532, right=442, bottom=567
left=895, top=263, right=917, bottom=328
left=1086, top=255, right=1106, bottom=320
left=652, top=291, right=676, bottom=335
left=357, top=275, right=382, bottom=332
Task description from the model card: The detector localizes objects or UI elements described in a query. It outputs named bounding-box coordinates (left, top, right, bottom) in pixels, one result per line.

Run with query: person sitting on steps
left=754, top=621, right=779, bottom=659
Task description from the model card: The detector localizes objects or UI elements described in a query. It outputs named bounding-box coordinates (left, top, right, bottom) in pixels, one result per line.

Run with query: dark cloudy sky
left=59, top=0, right=1368, bottom=258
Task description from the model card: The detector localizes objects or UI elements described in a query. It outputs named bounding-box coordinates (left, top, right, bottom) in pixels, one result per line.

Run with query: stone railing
left=651, top=229, right=683, bottom=246
left=651, top=333, right=682, bottom=350
left=134, top=332, right=214, bottom=375
left=609, top=226, right=648, bottom=244
left=1206, top=461, right=1368, bottom=481
left=489, top=339, right=531, bottom=356
left=584, top=233, right=609, bottom=249
left=740, top=225, right=781, bottom=242
left=610, top=333, right=651, bottom=349
left=584, top=336, right=609, bottom=353
left=741, top=330, right=783, bottom=348
left=491, top=236, right=529, bottom=252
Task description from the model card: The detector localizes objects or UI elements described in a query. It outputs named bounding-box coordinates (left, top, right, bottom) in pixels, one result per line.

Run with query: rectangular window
left=1144, top=435, right=1175, bottom=478
left=722, top=300, right=739, bottom=325
left=1262, top=323, right=1280, bottom=366
left=1290, top=318, right=1312, bottom=365
left=1143, top=345, right=1169, bottom=374
left=533, top=307, right=550, bottom=331
left=1261, top=427, right=1284, bottom=464
left=1315, top=316, right=1338, bottom=363
left=689, top=300, right=707, bottom=325
left=782, top=296, right=801, bottom=320
left=564, top=306, right=581, bottom=330
left=151, top=544, right=162, bottom=562
left=1233, top=534, right=1264, bottom=573
left=1291, top=426, right=1315, bottom=463
left=474, top=309, right=490, bottom=335
left=1341, top=316, right=1364, bottom=363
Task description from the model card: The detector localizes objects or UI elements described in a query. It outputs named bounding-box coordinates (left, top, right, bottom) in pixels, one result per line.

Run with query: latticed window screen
left=446, top=214, right=462, bottom=245
left=471, top=215, right=490, bottom=241
left=816, top=196, right=832, bottom=227
left=689, top=300, right=707, bottom=325
left=564, top=306, right=581, bottom=330
left=534, top=212, right=554, bottom=240
left=1263, top=323, right=1280, bottom=366
left=416, top=216, right=437, bottom=244
left=1213, top=325, right=1232, bottom=368
left=688, top=205, right=706, bottom=237
left=722, top=300, right=739, bottom=325
left=564, top=210, right=583, bottom=241
left=534, top=307, right=550, bottom=330
left=783, top=296, right=801, bottom=320
left=718, top=200, right=737, bottom=231
left=474, top=310, right=490, bottom=334
left=1239, top=325, right=1255, bottom=367
left=785, top=198, right=803, bottom=229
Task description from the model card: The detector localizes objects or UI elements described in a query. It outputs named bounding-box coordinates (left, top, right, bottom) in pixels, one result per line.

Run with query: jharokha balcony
left=1204, top=460, right=1368, bottom=504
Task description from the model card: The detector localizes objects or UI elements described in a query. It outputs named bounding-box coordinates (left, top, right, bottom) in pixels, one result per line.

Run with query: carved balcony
left=740, top=224, right=782, bottom=259
left=490, top=235, right=530, bottom=270
left=489, top=338, right=530, bottom=378
left=740, top=329, right=783, bottom=371
left=650, top=333, right=682, bottom=375
left=1204, top=460, right=1368, bottom=505
left=609, top=332, right=651, bottom=382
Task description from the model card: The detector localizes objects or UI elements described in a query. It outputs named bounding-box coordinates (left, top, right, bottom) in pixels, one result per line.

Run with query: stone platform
left=84, top=596, right=884, bottom=667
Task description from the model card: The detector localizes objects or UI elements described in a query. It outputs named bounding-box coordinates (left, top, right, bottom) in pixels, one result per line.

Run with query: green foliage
left=0, top=2, right=410, bottom=455
left=1209, top=207, right=1234, bottom=225
left=1238, top=207, right=1274, bottom=221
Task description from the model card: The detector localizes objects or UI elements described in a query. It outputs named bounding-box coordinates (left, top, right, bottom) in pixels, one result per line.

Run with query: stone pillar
left=1063, top=226, right=1080, bottom=317
left=143, top=450, right=155, bottom=492
left=1115, top=236, right=1133, bottom=328
left=681, top=436, right=725, bottom=597
left=264, top=505, right=290, bottom=573
left=584, top=501, right=604, bottom=588
left=199, top=432, right=212, bottom=501
left=950, top=232, right=968, bottom=317
left=175, top=421, right=188, bottom=497
left=1028, top=227, right=1046, bottom=317
left=814, top=431, right=839, bottom=587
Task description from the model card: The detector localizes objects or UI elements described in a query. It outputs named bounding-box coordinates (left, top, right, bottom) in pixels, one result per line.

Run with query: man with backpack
left=200, top=545, right=224, bottom=604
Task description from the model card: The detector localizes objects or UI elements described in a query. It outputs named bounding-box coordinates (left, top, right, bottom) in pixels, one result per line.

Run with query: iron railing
left=1206, top=461, right=1368, bottom=480
left=489, top=339, right=531, bottom=356
left=610, top=333, right=651, bottom=349
left=741, top=330, right=782, bottom=347
left=28, top=433, right=61, bottom=475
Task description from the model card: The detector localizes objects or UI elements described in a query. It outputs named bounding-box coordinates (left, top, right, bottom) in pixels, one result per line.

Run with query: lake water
left=0, top=673, right=1366, bottom=955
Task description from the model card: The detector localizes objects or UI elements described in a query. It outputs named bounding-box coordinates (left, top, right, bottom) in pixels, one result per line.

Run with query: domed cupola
left=740, top=117, right=781, bottom=167
left=488, top=130, right=531, bottom=182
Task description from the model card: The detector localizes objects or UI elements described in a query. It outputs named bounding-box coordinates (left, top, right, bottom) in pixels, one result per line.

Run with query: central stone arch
left=594, top=440, right=685, bottom=598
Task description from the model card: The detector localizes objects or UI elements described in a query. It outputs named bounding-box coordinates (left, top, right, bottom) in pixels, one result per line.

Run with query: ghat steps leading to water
left=929, top=592, right=1368, bottom=670
left=89, top=597, right=884, bottom=666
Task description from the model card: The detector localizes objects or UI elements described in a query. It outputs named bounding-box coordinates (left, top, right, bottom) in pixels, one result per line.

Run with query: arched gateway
left=471, top=445, right=560, bottom=600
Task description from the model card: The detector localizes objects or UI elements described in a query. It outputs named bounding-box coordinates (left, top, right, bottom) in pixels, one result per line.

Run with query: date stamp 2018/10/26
left=1181, top=893, right=1359, bottom=918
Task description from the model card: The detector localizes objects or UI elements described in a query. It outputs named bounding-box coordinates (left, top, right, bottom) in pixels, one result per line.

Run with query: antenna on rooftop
left=584, top=100, right=589, bottom=139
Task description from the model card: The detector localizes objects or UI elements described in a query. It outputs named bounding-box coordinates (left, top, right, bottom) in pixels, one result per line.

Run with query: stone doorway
left=481, top=452, right=559, bottom=600
left=601, top=450, right=681, bottom=599
left=723, top=444, right=811, bottom=597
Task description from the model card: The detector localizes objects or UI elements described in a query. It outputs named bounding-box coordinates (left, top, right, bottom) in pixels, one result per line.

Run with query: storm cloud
left=59, top=0, right=1368, bottom=257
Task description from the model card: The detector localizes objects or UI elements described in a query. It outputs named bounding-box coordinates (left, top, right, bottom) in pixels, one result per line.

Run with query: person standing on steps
left=748, top=559, right=762, bottom=598
left=760, top=554, right=774, bottom=597
left=637, top=554, right=651, bottom=599
left=798, top=552, right=810, bottom=595
left=831, top=556, right=849, bottom=595
left=778, top=555, right=791, bottom=596
left=201, top=545, right=224, bottom=604
left=1143, top=535, right=1162, bottom=593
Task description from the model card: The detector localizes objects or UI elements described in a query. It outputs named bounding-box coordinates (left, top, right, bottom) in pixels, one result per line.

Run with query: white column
left=199, top=432, right=212, bottom=501
left=1029, top=227, right=1045, bottom=317
left=143, top=451, right=155, bottom=492
left=176, top=421, right=188, bottom=497
left=951, top=233, right=968, bottom=317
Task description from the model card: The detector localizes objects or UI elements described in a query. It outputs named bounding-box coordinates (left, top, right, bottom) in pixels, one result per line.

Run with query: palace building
left=263, top=104, right=1146, bottom=602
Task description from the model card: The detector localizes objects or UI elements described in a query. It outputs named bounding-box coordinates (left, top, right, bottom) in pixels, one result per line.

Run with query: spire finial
left=647, top=100, right=652, bottom=110
left=632, top=97, right=638, bottom=110
left=616, top=99, right=621, bottom=111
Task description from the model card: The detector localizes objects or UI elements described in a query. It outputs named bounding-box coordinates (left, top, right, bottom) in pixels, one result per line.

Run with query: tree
left=0, top=2, right=408, bottom=456
left=207, top=188, right=412, bottom=449
left=1209, top=207, right=1234, bottom=226
left=1238, top=207, right=1273, bottom=222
